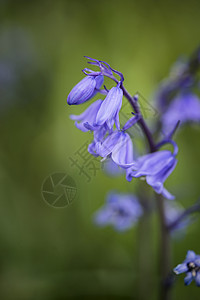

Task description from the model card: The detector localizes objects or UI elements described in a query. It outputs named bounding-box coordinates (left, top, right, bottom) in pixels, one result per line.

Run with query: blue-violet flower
left=162, top=92, right=200, bottom=134
left=126, top=145, right=178, bottom=200
left=174, top=250, right=200, bottom=286
left=96, top=130, right=134, bottom=167
left=101, top=157, right=125, bottom=177
left=95, top=85, right=123, bottom=130
left=67, top=75, right=104, bottom=105
left=94, top=191, right=143, bottom=231
left=70, top=99, right=103, bottom=132
left=165, top=201, right=192, bottom=235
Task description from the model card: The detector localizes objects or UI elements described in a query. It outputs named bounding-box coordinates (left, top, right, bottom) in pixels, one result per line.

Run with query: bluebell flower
left=95, top=130, right=134, bottom=167
left=126, top=145, right=178, bottom=200
left=94, top=191, right=143, bottom=231
left=162, top=92, right=200, bottom=134
left=67, top=75, right=104, bottom=105
left=70, top=99, right=103, bottom=132
left=174, top=250, right=200, bottom=286
left=69, top=85, right=124, bottom=132
left=95, top=85, right=123, bottom=130
left=155, top=59, right=194, bottom=113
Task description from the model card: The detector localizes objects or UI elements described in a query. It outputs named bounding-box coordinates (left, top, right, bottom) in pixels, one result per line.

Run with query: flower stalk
left=67, top=53, right=200, bottom=298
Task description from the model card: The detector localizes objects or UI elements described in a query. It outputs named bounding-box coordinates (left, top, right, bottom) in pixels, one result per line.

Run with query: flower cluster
left=67, top=53, right=200, bottom=294
left=174, top=250, right=200, bottom=286
left=67, top=57, right=178, bottom=199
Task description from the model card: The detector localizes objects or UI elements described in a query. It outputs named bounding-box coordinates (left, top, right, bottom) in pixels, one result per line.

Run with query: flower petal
left=102, top=158, right=125, bottom=177
left=95, top=86, right=123, bottom=129
left=174, top=263, right=188, bottom=275
left=186, top=250, right=196, bottom=261
left=113, top=216, right=135, bottom=231
left=161, top=187, right=175, bottom=200
left=95, top=75, right=104, bottom=89
left=162, top=92, right=200, bottom=134
left=93, top=191, right=142, bottom=232
left=111, top=132, right=134, bottom=167
left=88, top=141, right=99, bottom=157
left=145, top=158, right=177, bottom=198
left=184, top=272, right=193, bottom=286
left=70, top=99, right=103, bottom=132
left=96, top=131, right=121, bottom=158
left=195, top=272, right=200, bottom=287
left=133, top=151, right=173, bottom=176
left=67, top=76, right=97, bottom=105
left=74, top=121, right=89, bottom=132
left=94, top=208, right=112, bottom=226
left=70, top=99, right=102, bottom=121
left=195, top=257, right=200, bottom=267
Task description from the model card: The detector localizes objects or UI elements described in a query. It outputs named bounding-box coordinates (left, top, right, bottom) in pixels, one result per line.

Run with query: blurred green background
left=0, top=0, right=200, bottom=299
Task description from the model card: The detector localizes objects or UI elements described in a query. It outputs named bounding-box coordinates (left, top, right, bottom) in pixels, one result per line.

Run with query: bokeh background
left=1, top=0, right=200, bottom=299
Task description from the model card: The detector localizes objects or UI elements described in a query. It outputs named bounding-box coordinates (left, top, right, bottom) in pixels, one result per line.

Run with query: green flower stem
left=137, top=183, right=153, bottom=300
left=156, top=194, right=172, bottom=300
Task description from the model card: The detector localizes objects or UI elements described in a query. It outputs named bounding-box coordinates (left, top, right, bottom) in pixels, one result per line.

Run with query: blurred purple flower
left=174, top=250, right=200, bottom=286
left=67, top=75, right=104, bottom=105
left=164, top=201, right=192, bottom=235
left=101, top=157, right=125, bottom=177
left=94, top=191, right=143, bottom=231
left=155, top=59, right=194, bottom=113
left=162, top=92, right=200, bottom=134
left=126, top=146, right=178, bottom=200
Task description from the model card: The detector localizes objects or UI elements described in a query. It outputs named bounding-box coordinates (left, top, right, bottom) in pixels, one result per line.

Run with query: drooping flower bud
left=67, top=75, right=104, bottom=105
left=94, top=191, right=143, bottom=231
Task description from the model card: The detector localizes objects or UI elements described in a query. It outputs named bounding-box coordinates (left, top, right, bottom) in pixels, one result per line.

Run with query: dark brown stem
left=122, top=84, right=172, bottom=299
left=110, top=73, right=172, bottom=299
left=121, top=85, right=156, bottom=152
